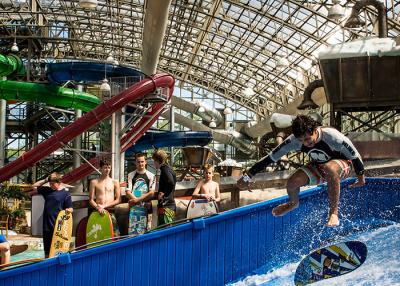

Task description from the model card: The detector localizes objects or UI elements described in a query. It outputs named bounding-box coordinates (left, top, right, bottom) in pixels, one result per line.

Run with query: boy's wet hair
left=203, top=164, right=214, bottom=173
left=152, top=150, right=168, bottom=165
left=100, top=160, right=111, bottom=168
left=292, top=115, right=320, bottom=138
left=48, top=172, right=62, bottom=183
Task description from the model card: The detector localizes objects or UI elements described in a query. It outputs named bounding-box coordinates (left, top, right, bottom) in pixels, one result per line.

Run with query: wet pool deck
left=6, top=234, right=43, bottom=250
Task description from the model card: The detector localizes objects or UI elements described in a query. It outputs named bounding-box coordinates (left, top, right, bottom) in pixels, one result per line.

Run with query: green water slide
left=0, top=54, right=100, bottom=112
left=0, top=54, right=25, bottom=77
left=0, top=80, right=100, bottom=112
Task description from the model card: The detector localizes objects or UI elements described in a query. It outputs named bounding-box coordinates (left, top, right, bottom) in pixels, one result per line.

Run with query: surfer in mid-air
left=237, top=114, right=365, bottom=226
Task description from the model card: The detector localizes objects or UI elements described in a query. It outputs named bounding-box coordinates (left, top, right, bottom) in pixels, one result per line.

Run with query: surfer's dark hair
left=292, top=115, right=320, bottom=138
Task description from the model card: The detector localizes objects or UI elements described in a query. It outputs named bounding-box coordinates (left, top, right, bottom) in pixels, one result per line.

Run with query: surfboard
left=294, top=240, right=368, bottom=286
left=128, top=178, right=148, bottom=235
left=10, top=244, right=28, bottom=256
left=49, top=210, right=73, bottom=258
left=186, top=199, right=219, bottom=219
left=86, top=210, right=114, bottom=248
left=75, top=216, right=88, bottom=249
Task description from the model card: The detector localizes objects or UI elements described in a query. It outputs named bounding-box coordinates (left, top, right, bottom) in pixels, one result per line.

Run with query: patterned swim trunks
left=300, top=159, right=352, bottom=186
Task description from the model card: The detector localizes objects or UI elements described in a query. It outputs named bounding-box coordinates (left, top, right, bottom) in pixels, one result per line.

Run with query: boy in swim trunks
left=89, top=160, right=121, bottom=235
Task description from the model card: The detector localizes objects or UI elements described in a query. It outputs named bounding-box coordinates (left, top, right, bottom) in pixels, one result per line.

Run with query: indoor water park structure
left=0, top=0, right=400, bottom=285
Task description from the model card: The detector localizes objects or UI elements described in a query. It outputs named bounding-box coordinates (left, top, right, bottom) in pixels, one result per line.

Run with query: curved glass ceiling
left=0, top=0, right=399, bottom=117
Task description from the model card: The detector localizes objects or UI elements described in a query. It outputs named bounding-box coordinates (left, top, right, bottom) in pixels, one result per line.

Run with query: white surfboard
left=186, top=199, right=218, bottom=219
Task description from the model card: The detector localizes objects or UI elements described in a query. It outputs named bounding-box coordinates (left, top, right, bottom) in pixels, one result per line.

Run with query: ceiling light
left=223, top=107, right=233, bottom=115
left=11, top=26, right=18, bottom=52
left=79, top=0, right=98, bottom=9
left=100, top=79, right=111, bottom=91
left=106, top=54, right=115, bottom=64
left=11, top=42, right=19, bottom=52
left=328, top=0, right=345, bottom=21
left=276, top=56, right=290, bottom=70
left=243, top=87, right=255, bottom=97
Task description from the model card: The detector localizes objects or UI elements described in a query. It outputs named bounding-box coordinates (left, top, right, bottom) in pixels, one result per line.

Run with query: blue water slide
left=125, top=131, right=212, bottom=155
left=47, top=61, right=145, bottom=84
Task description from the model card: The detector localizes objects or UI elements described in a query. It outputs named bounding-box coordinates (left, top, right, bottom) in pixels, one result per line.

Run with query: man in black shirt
left=152, top=150, right=176, bottom=226
left=31, top=173, right=73, bottom=257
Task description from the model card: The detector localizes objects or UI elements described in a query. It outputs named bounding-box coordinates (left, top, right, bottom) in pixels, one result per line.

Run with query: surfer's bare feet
left=326, top=213, right=339, bottom=227
left=272, top=202, right=298, bottom=216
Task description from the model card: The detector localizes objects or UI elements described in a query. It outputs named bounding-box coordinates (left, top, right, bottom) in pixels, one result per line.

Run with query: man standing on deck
left=237, top=115, right=366, bottom=227
left=126, top=153, right=156, bottom=229
left=30, top=172, right=73, bottom=258
left=89, top=160, right=121, bottom=235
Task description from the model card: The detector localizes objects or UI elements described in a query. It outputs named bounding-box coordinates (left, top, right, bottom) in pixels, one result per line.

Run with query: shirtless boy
left=89, top=160, right=121, bottom=233
left=192, top=164, right=221, bottom=202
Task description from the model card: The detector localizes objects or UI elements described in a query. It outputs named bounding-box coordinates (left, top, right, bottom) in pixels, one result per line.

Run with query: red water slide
left=61, top=89, right=171, bottom=184
left=0, top=73, right=174, bottom=183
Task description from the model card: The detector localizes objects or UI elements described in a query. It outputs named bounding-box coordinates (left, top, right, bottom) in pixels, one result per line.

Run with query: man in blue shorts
left=238, top=115, right=365, bottom=227
left=0, top=235, right=10, bottom=264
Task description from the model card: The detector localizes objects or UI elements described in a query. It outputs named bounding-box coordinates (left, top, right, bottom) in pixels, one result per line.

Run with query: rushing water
left=229, top=223, right=400, bottom=286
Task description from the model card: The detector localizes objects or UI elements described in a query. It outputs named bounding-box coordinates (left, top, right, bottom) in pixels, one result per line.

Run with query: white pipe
left=171, top=96, right=223, bottom=125
left=162, top=111, right=257, bottom=155
left=242, top=87, right=327, bottom=138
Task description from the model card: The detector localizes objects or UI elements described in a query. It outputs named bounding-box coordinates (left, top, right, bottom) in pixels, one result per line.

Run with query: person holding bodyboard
left=30, top=173, right=73, bottom=258
left=89, top=160, right=121, bottom=236
left=237, top=115, right=366, bottom=227
left=188, top=164, right=220, bottom=219
left=126, top=153, right=156, bottom=235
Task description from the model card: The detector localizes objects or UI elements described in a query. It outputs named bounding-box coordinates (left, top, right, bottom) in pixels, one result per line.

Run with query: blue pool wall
left=1, top=177, right=399, bottom=286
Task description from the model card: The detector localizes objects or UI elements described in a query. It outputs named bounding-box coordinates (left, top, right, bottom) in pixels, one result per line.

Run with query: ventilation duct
left=298, top=79, right=324, bottom=110
left=345, top=0, right=387, bottom=38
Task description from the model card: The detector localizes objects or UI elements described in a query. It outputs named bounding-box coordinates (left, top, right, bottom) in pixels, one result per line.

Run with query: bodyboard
left=49, top=210, right=73, bottom=258
left=10, top=244, right=28, bottom=256
left=294, top=240, right=368, bottom=285
left=186, top=199, right=219, bottom=219
left=75, top=216, right=88, bottom=249
left=86, top=210, right=114, bottom=248
left=128, top=178, right=148, bottom=235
